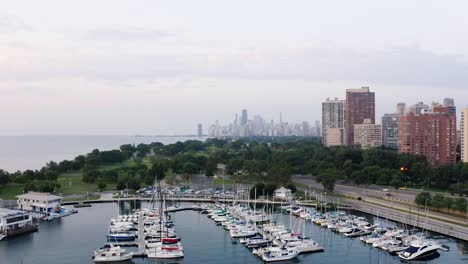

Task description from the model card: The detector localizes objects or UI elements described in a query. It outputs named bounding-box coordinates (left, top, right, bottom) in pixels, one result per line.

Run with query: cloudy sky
left=1, top=0, right=468, bottom=135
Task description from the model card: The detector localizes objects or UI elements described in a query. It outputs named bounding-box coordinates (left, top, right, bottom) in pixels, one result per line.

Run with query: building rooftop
left=275, top=187, right=292, bottom=193
left=16, top=192, right=63, bottom=201
left=346, top=87, right=370, bottom=93
left=0, top=207, right=27, bottom=217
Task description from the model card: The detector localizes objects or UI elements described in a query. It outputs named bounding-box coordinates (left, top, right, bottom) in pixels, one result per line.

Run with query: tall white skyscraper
left=322, top=98, right=346, bottom=146
left=197, top=123, right=203, bottom=137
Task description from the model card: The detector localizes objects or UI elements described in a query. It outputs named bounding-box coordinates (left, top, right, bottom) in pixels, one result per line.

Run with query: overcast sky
left=1, top=0, right=468, bottom=135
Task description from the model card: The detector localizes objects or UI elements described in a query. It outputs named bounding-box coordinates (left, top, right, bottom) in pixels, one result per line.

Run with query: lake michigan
left=0, top=136, right=201, bottom=172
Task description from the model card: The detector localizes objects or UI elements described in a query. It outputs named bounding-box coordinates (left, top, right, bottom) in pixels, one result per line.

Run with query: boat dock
left=351, top=200, right=468, bottom=241
left=64, top=197, right=468, bottom=242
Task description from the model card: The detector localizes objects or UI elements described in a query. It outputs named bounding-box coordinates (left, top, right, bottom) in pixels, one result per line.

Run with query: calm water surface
left=0, top=202, right=467, bottom=264
left=0, top=136, right=202, bottom=172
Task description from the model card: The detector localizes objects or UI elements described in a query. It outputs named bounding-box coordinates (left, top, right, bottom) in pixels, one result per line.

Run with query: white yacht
left=261, top=248, right=299, bottom=262
left=285, top=238, right=324, bottom=254
left=93, top=245, right=133, bottom=262
left=230, top=227, right=257, bottom=238
left=398, top=240, right=440, bottom=261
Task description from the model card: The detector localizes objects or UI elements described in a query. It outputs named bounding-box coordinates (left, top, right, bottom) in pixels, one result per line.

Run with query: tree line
left=0, top=137, right=467, bottom=197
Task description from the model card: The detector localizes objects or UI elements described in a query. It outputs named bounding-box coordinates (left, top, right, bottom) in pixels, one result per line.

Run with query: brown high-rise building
left=399, top=106, right=457, bottom=166
left=345, top=87, right=375, bottom=145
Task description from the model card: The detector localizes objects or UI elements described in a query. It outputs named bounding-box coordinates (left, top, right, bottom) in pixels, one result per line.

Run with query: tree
left=389, top=174, right=404, bottom=189
left=264, top=183, right=278, bottom=197
left=164, top=169, right=178, bottom=186
left=128, top=177, right=141, bottom=190
left=250, top=183, right=265, bottom=199
left=453, top=198, right=467, bottom=212
left=318, top=169, right=339, bottom=192
left=351, top=171, right=366, bottom=187
left=116, top=180, right=126, bottom=190
left=182, top=162, right=198, bottom=185
left=0, top=169, right=11, bottom=186
left=415, top=192, right=432, bottom=206
left=97, top=182, right=107, bottom=191
left=227, top=159, right=244, bottom=175
left=267, top=165, right=293, bottom=184
left=322, top=174, right=336, bottom=192
left=205, top=159, right=217, bottom=176
left=286, top=183, right=297, bottom=193
left=45, top=171, right=58, bottom=181
left=82, top=166, right=100, bottom=183
left=151, top=161, right=168, bottom=180
left=431, top=194, right=446, bottom=209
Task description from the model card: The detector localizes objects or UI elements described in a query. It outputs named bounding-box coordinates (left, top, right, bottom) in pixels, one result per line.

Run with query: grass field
left=211, top=178, right=236, bottom=185
left=0, top=183, right=25, bottom=200
left=57, top=171, right=99, bottom=195
left=0, top=161, right=133, bottom=199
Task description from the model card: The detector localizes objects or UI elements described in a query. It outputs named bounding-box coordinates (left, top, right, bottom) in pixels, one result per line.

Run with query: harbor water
left=0, top=202, right=467, bottom=264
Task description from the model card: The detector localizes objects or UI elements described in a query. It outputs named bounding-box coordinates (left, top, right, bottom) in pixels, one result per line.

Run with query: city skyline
left=1, top=1, right=468, bottom=135
left=207, top=109, right=321, bottom=138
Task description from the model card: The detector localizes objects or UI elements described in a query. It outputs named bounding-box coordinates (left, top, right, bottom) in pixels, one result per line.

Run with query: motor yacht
left=285, top=238, right=324, bottom=254
left=93, top=244, right=133, bottom=262
left=398, top=240, right=440, bottom=261
left=107, top=232, right=135, bottom=242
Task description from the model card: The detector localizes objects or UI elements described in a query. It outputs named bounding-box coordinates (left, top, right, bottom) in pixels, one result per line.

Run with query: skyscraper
left=197, top=123, right=203, bottom=137
left=443, top=98, right=457, bottom=114
left=314, top=120, right=321, bottom=137
left=381, top=113, right=399, bottom=149
left=443, top=98, right=455, bottom=107
left=399, top=106, right=457, bottom=166
left=345, top=87, right=375, bottom=145
left=407, top=102, right=430, bottom=115
left=462, top=108, right=468, bottom=163
left=354, top=119, right=382, bottom=149
left=241, top=109, right=248, bottom=126
left=396, top=103, right=406, bottom=116
left=322, top=98, right=346, bottom=146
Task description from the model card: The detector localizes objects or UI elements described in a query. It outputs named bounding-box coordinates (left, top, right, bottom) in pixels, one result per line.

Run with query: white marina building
left=16, top=192, right=63, bottom=213
left=273, top=187, right=293, bottom=201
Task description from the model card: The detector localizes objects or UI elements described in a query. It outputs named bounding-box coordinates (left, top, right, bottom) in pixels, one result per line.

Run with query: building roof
left=0, top=207, right=28, bottom=217
left=16, top=192, right=63, bottom=201
left=275, top=187, right=292, bottom=193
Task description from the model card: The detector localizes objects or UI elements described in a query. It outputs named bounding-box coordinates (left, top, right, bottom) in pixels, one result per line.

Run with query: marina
left=0, top=199, right=466, bottom=263
left=62, top=195, right=468, bottom=242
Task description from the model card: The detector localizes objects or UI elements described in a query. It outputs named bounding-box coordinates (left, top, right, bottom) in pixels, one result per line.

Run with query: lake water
left=0, top=136, right=202, bottom=172
left=0, top=202, right=466, bottom=264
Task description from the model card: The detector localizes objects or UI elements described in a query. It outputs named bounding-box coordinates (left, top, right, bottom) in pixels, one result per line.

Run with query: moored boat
left=93, top=244, right=133, bottom=262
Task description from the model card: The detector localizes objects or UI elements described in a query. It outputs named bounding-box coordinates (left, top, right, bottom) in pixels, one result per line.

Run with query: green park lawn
left=0, top=162, right=131, bottom=199
left=211, top=178, right=236, bottom=185
left=57, top=171, right=100, bottom=195
left=0, top=183, right=25, bottom=200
